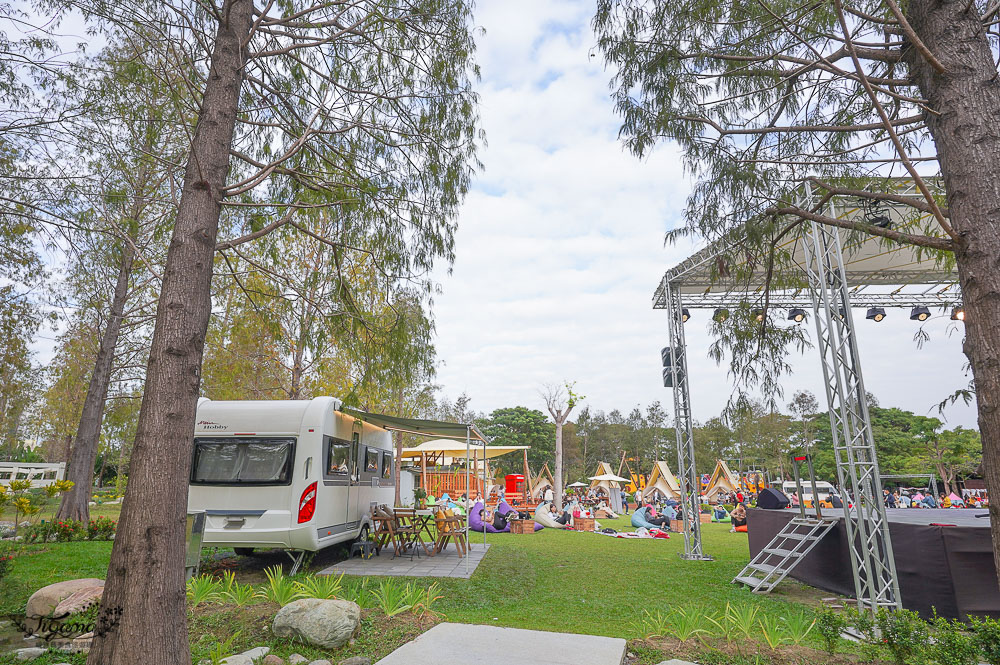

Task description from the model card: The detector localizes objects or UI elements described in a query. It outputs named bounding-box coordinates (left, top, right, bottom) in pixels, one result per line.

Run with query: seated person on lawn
left=730, top=503, right=748, bottom=530
left=480, top=507, right=509, bottom=531
left=549, top=503, right=570, bottom=525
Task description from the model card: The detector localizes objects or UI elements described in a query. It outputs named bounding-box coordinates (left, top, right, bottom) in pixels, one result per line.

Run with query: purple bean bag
left=469, top=499, right=543, bottom=532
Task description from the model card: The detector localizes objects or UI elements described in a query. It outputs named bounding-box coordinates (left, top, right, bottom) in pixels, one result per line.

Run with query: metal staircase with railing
left=733, top=453, right=839, bottom=594
left=733, top=515, right=837, bottom=593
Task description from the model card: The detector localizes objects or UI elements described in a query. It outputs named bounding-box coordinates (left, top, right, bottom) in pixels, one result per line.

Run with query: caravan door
left=349, top=421, right=363, bottom=522
left=323, top=435, right=351, bottom=527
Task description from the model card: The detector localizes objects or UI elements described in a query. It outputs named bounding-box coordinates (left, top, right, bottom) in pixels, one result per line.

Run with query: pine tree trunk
left=554, top=421, right=564, bottom=510
left=56, top=246, right=133, bottom=522
left=87, top=3, right=252, bottom=663
left=906, top=0, right=1000, bottom=589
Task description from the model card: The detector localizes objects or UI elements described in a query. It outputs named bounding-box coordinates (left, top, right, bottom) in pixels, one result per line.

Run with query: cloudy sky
left=429, top=1, right=977, bottom=428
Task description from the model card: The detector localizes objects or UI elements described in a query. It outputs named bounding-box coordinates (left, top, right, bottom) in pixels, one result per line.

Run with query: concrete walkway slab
left=318, top=544, right=490, bottom=579
left=374, top=622, right=626, bottom=665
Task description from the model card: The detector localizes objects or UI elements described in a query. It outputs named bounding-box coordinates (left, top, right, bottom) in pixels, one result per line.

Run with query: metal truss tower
left=663, top=278, right=712, bottom=560
left=802, top=220, right=901, bottom=611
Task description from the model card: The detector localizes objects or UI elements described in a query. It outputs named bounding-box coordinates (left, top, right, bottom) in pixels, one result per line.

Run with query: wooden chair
left=434, top=511, right=468, bottom=558
left=370, top=508, right=399, bottom=557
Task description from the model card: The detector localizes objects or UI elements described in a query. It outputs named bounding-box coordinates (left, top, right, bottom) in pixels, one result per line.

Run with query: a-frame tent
left=529, top=463, right=555, bottom=500
left=704, top=459, right=740, bottom=502
left=641, top=461, right=681, bottom=501
left=589, top=461, right=626, bottom=512
left=588, top=461, right=618, bottom=491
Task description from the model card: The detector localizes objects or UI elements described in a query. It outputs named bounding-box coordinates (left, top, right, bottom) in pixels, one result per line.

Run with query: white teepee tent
left=704, top=459, right=740, bottom=502
left=641, top=461, right=681, bottom=501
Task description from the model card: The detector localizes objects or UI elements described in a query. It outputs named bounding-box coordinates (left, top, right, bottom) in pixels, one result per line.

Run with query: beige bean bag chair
left=533, top=502, right=569, bottom=529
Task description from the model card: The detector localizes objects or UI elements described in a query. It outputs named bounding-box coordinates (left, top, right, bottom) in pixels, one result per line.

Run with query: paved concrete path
left=374, top=622, right=627, bottom=665
left=318, top=544, right=489, bottom=579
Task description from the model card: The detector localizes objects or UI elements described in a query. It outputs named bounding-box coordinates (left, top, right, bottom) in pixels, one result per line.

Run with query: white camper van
left=187, top=397, right=395, bottom=559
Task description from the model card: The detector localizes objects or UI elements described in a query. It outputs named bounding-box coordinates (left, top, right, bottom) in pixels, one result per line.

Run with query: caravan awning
left=341, top=408, right=488, bottom=442
left=399, top=439, right=529, bottom=460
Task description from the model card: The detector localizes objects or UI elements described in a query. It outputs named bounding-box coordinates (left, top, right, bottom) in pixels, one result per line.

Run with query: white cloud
left=430, top=3, right=977, bottom=428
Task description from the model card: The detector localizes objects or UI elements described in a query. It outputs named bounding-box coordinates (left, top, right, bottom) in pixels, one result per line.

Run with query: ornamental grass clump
left=186, top=574, right=223, bottom=608
left=666, top=606, right=710, bottom=643
left=372, top=579, right=412, bottom=617
left=632, top=609, right=671, bottom=639
left=293, top=573, right=344, bottom=600
left=256, top=566, right=302, bottom=606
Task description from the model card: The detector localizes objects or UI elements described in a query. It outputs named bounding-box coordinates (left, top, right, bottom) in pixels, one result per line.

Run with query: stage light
left=910, top=306, right=931, bottom=321
left=869, top=215, right=892, bottom=229
left=837, top=308, right=847, bottom=320
left=951, top=307, right=966, bottom=322
left=713, top=308, right=729, bottom=322
left=866, top=307, right=886, bottom=322
left=787, top=308, right=806, bottom=323
left=681, top=308, right=690, bottom=323
left=752, top=309, right=764, bottom=322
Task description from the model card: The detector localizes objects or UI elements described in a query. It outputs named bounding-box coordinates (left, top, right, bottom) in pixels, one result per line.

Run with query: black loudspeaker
left=757, top=487, right=790, bottom=510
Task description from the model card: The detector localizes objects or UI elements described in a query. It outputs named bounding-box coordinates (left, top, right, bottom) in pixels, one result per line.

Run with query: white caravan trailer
left=187, top=397, right=395, bottom=564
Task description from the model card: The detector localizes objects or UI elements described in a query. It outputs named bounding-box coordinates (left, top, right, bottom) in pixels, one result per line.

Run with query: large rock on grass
left=26, top=579, right=104, bottom=617
left=272, top=598, right=360, bottom=649
left=25, top=579, right=104, bottom=632
left=53, top=586, right=104, bottom=616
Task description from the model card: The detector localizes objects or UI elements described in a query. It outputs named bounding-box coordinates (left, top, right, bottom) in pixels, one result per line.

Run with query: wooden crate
left=670, top=515, right=712, bottom=531
left=510, top=519, right=535, bottom=534
left=574, top=516, right=596, bottom=532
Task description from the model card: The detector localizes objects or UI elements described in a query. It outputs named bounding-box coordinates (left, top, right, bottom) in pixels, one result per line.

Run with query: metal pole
left=793, top=456, right=807, bottom=521
left=664, top=277, right=711, bottom=560
left=803, top=209, right=900, bottom=611
left=465, top=426, right=470, bottom=575
left=806, top=454, right=822, bottom=520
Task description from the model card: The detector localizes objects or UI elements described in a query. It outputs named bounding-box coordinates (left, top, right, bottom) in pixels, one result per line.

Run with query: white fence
left=0, top=462, right=66, bottom=487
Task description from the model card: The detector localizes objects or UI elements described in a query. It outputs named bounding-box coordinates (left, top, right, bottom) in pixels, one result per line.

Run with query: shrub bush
left=815, top=607, right=846, bottom=655
left=876, top=607, right=929, bottom=665
left=86, top=516, right=117, bottom=540
left=0, top=543, right=14, bottom=582
left=930, top=615, right=979, bottom=665
left=54, top=520, right=80, bottom=541
left=971, top=616, right=1000, bottom=665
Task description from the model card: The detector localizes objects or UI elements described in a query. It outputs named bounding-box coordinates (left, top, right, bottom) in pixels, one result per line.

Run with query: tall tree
left=480, top=406, right=555, bottom=470
left=542, top=382, right=583, bottom=509
left=788, top=390, right=820, bottom=452
left=595, top=0, right=1000, bottom=582
left=916, top=426, right=982, bottom=496
left=38, top=2, right=483, bottom=662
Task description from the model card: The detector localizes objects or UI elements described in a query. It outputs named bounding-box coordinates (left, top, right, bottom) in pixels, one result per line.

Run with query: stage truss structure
left=653, top=186, right=958, bottom=611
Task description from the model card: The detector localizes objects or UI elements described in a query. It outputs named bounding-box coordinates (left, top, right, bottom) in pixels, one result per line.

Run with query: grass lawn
left=431, top=516, right=827, bottom=636
left=0, top=515, right=853, bottom=665
left=0, top=502, right=124, bottom=525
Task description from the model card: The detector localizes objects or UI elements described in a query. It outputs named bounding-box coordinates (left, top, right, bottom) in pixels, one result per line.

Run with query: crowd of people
left=883, top=487, right=990, bottom=508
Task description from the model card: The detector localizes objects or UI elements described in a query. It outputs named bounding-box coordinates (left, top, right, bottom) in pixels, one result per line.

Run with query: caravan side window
left=326, top=437, right=351, bottom=477
left=381, top=451, right=392, bottom=481
left=365, top=447, right=380, bottom=474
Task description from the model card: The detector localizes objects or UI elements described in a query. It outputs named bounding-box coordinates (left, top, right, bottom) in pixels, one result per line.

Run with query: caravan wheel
left=234, top=547, right=255, bottom=557
left=356, top=524, right=370, bottom=543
